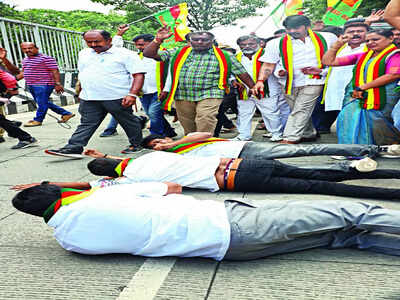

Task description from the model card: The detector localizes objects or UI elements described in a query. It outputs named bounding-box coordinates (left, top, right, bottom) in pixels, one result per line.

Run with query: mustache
left=287, top=32, right=302, bottom=38
left=351, top=35, right=362, bottom=39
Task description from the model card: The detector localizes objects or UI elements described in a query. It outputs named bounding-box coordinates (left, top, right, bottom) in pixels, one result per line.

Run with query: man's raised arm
left=143, top=26, right=173, bottom=61
left=385, top=0, right=400, bottom=29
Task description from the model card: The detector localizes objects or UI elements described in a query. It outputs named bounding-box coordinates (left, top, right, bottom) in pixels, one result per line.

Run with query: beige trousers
left=175, top=98, right=222, bottom=135
left=283, top=85, right=323, bottom=142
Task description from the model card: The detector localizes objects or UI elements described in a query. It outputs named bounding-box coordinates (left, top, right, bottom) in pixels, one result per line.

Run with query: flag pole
left=126, top=13, right=157, bottom=26
left=252, top=0, right=286, bottom=33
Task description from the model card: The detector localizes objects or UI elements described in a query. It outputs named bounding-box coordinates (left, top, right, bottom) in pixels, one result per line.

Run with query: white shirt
left=181, top=140, right=247, bottom=158
left=324, top=44, right=365, bottom=111
left=123, top=152, right=221, bottom=192
left=48, top=183, right=231, bottom=261
left=260, top=32, right=337, bottom=87
left=78, top=46, right=146, bottom=100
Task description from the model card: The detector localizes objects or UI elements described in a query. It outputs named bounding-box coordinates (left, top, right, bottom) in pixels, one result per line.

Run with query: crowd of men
left=4, top=0, right=400, bottom=263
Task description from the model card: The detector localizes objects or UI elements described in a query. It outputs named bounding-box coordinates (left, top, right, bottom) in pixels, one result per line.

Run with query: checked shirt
left=160, top=47, right=247, bottom=102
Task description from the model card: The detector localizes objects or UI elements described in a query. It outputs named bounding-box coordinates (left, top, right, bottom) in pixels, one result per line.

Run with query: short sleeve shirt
left=22, top=53, right=59, bottom=86
left=159, top=47, right=247, bottom=101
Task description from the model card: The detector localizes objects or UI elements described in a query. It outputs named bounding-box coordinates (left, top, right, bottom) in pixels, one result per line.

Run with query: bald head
left=20, top=42, right=39, bottom=57
left=82, top=30, right=112, bottom=53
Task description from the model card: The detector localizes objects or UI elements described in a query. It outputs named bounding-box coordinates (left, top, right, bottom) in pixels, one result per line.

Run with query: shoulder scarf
left=236, top=48, right=267, bottom=99
left=279, top=29, right=328, bottom=95
left=163, top=45, right=232, bottom=111
left=139, top=51, right=167, bottom=95
left=165, top=137, right=228, bottom=154
left=352, top=44, right=398, bottom=110
left=43, top=187, right=99, bottom=223
left=115, top=158, right=134, bottom=177
left=321, top=44, right=369, bottom=104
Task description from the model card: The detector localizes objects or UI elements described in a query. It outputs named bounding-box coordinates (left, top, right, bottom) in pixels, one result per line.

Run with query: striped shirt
left=22, top=53, right=59, bottom=86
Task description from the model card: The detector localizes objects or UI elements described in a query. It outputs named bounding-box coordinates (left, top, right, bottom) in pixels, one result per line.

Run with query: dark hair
left=283, top=15, right=311, bottom=29
left=344, top=22, right=370, bottom=32
left=12, top=184, right=61, bottom=217
left=83, top=30, right=111, bottom=40
left=264, top=36, right=277, bottom=44
left=87, top=158, right=122, bottom=177
left=236, top=35, right=260, bottom=46
left=132, top=34, right=155, bottom=42
left=190, top=31, right=215, bottom=40
left=184, top=32, right=192, bottom=41
left=142, top=134, right=165, bottom=148
left=366, top=29, right=394, bottom=39
left=320, top=26, right=344, bottom=37
left=274, top=29, right=286, bottom=35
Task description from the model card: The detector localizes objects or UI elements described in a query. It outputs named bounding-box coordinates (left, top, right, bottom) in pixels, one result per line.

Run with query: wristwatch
left=127, top=93, right=139, bottom=99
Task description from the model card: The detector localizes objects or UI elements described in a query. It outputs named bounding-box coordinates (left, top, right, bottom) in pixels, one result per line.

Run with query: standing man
left=144, top=26, right=255, bottom=135
left=252, top=15, right=337, bottom=144
left=46, top=30, right=146, bottom=157
left=101, top=27, right=176, bottom=138
left=20, top=42, right=74, bottom=127
left=320, top=22, right=369, bottom=132
left=234, top=35, right=288, bottom=141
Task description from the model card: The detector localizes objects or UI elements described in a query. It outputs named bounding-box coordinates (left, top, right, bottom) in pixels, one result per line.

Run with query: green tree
left=302, top=0, right=390, bottom=21
left=90, top=0, right=268, bottom=30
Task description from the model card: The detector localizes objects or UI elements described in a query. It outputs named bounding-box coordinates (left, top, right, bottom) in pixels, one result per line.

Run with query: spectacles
left=190, top=37, right=212, bottom=42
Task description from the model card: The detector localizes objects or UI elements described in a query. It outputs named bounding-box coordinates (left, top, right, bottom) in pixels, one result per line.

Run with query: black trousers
left=233, top=159, right=400, bottom=201
left=0, top=113, right=31, bottom=141
left=65, top=99, right=143, bottom=152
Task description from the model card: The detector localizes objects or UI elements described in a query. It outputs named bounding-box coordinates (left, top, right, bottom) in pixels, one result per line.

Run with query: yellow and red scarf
left=352, top=44, right=398, bottom=110
left=236, top=48, right=265, bottom=99
left=163, top=45, right=232, bottom=111
left=43, top=187, right=98, bottom=223
left=279, top=29, right=328, bottom=95
left=114, top=158, right=133, bottom=177
left=165, top=138, right=228, bottom=154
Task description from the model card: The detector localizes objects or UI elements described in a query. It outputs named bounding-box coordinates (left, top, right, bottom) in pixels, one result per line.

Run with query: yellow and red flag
left=323, top=0, right=364, bottom=26
left=285, top=0, right=304, bottom=16
left=155, top=2, right=191, bottom=44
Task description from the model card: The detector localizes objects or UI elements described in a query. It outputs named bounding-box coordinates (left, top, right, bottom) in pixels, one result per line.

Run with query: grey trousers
left=224, top=200, right=400, bottom=260
left=239, top=142, right=381, bottom=160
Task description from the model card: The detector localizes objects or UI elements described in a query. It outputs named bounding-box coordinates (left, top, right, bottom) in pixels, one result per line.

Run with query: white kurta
left=48, top=183, right=231, bottom=261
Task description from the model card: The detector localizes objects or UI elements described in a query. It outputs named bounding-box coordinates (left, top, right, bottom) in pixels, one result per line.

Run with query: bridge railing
left=0, top=17, right=135, bottom=72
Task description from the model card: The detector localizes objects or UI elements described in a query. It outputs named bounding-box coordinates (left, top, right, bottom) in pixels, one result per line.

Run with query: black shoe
left=45, top=147, right=83, bottom=158
left=99, top=131, right=118, bottom=137
left=139, top=116, right=148, bottom=130
left=166, top=130, right=178, bottom=138
left=0, top=136, right=5, bottom=143
left=121, top=145, right=144, bottom=154
left=11, top=121, right=22, bottom=127
left=11, top=137, right=38, bottom=149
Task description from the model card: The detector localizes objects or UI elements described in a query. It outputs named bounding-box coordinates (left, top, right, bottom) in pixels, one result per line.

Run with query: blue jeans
left=28, top=85, right=71, bottom=122
left=103, top=92, right=174, bottom=136
left=392, top=99, right=400, bottom=131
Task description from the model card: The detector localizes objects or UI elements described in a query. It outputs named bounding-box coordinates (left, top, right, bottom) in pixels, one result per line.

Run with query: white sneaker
left=380, top=145, right=400, bottom=157
left=231, top=136, right=251, bottom=141
left=262, top=133, right=272, bottom=138
left=350, top=157, right=377, bottom=172
left=270, top=135, right=283, bottom=142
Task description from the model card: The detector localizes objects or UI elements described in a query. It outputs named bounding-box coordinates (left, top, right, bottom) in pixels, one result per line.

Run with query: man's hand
left=250, top=81, right=265, bottom=98
left=11, top=183, right=40, bottom=191
left=122, top=95, right=137, bottom=107
left=54, top=84, right=64, bottom=94
left=117, top=24, right=129, bottom=36
left=232, top=80, right=245, bottom=94
left=365, top=9, right=385, bottom=25
left=164, top=182, right=182, bottom=195
left=153, top=142, right=173, bottom=151
left=156, top=26, right=173, bottom=42
left=158, top=91, right=168, bottom=101
left=0, top=48, right=6, bottom=60
left=83, top=149, right=105, bottom=158
left=301, top=67, right=322, bottom=75
left=278, top=69, right=287, bottom=77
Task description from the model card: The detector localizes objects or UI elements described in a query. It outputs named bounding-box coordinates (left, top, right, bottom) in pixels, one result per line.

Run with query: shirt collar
left=90, top=45, right=116, bottom=55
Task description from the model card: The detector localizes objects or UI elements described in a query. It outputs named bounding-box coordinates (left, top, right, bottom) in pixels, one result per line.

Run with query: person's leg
left=104, top=99, right=143, bottom=147
left=238, top=142, right=381, bottom=160
left=236, top=98, right=256, bottom=140
left=283, top=85, right=322, bottom=142
left=0, top=114, right=32, bottom=141
left=28, top=85, right=48, bottom=122
left=141, top=93, right=165, bottom=135
left=64, top=100, right=107, bottom=152
left=174, top=100, right=197, bottom=134
left=101, top=115, right=118, bottom=135
left=223, top=199, right=400, bottom=260
left=42, top=85, right=72, bottom=116
left=214, top=102, right=226, bottom=137
left=232, top=159, right=400, bottom=200
left=0, top=105, right=5, bottom=140
left=195, top=98, right=222, bottom=133
left=391, top=98, right=400, bottom=131
left=277, top=91, right=291, bottom=128
left=256, top=96, right=284, bottom=139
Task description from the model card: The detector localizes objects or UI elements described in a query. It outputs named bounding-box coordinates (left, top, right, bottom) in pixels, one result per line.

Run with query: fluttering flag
left=285, top=0, right=304, bottom=16
left=155, top=2, right=191, bottom=45
left=323, top=0, right=364, bottom=26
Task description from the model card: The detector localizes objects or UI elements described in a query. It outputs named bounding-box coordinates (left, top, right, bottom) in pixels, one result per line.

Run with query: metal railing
left=0, top=17, right=135, bottom=72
